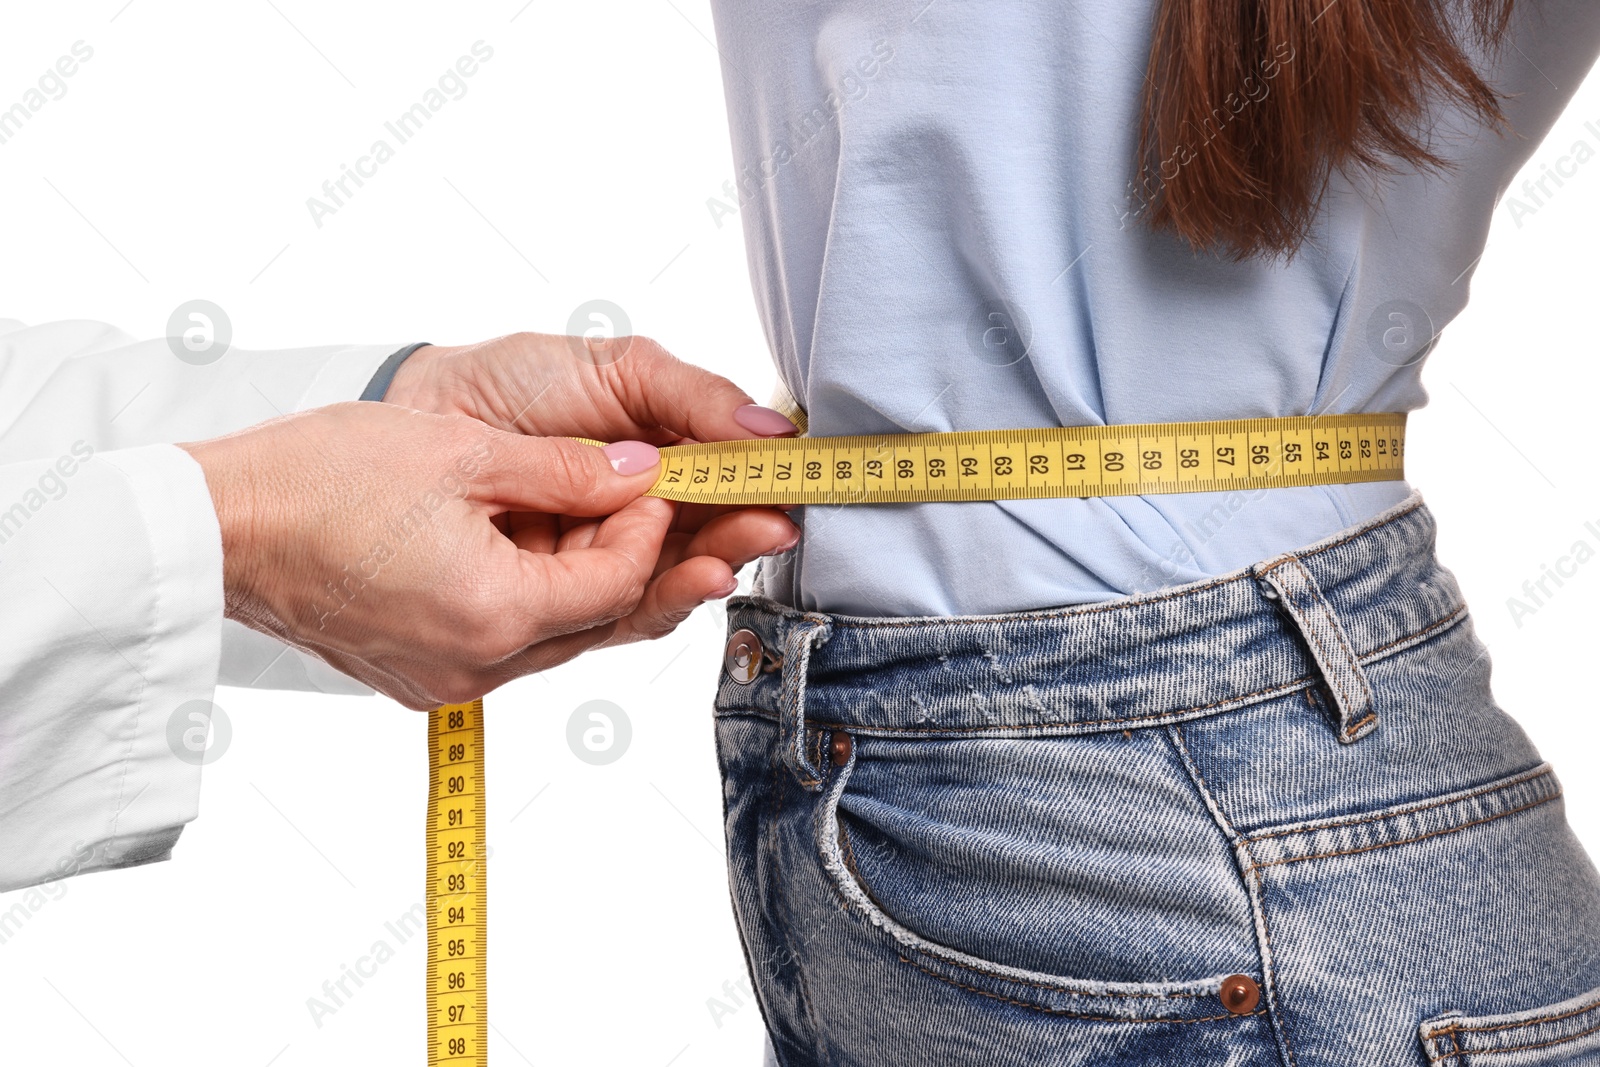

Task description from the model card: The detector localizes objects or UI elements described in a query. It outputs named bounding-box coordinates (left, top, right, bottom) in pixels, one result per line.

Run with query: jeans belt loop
left=779, top=616, right=834, bottom=791
left=1251, top=553, right=1377, bottom=743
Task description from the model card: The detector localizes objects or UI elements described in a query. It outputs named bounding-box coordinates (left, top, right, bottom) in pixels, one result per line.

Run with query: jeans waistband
left=715, top=488, right=1470, bottom=790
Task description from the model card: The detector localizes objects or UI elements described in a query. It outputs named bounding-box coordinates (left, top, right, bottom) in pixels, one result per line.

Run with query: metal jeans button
left=724, top=629, right=763, bottom=684
left=1219, top=974, right=1261, bottom=1015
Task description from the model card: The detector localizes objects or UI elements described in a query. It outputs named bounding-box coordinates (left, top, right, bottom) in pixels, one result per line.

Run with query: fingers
left=499, top=507, right=795, bottom=650
left=504, top=510, right=561, bottom=555
left=378, top=505, right=787, bottom=702
left=511, top=506, right=794, bottom=585
left=593, top=512, right=804, bottom=647
left=381, top=500, right=672, bottom=704
left=610, top=339, right=800, bottom=444
left=653, top=508, right=799, bottom=575
left=502, top=495, right=675, bottom=641
left=605, top=510, right=801, bottom=644
left=484, top=620, right=623, bottom=682
left=611, top=556, right=739, bottom=644
left=473, top=433, right=662, bottom=517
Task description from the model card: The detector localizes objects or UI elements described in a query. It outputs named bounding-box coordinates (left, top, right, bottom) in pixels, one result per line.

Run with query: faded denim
left=712, top=488, right=1600, bottom=1066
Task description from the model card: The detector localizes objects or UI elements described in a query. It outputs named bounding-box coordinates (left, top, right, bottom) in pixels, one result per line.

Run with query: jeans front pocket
left=1421, top=985, right=1600, bottom=1065
left=812, top=725, right=1267, bottom=1020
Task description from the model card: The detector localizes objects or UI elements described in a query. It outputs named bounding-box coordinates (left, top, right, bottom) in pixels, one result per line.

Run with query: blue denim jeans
left=712, top=489, right=1600, bottom=1066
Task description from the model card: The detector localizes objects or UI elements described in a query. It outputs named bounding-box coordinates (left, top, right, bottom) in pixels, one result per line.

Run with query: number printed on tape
left=427, top=701, right=487, bottom=1065
left=631, top=414, right=1406, bottom=505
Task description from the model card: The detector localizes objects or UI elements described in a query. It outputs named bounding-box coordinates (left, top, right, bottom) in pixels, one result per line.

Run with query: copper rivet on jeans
left=724, top=629, right=762, bottom=684
left=1219, top=974, right=1260, bottom=1015
left=830, top=732, right=853, bottom=766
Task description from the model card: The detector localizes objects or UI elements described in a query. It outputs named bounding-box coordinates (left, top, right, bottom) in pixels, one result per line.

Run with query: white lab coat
left=0, top=319, right=404, bottom=892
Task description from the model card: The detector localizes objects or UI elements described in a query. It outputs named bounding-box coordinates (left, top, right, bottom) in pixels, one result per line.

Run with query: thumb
left=619, top=341, right=800, bottom=443
left=471, top=433, right=662, bottom=516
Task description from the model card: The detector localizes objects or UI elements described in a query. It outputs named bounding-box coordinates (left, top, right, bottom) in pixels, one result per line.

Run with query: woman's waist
left=757, top=479, right=1417, bottom=617
left=721, top=484, right=1463, bottom=736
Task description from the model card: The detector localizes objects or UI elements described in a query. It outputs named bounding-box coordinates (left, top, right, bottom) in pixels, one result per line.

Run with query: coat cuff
left=0, top=443, right=221, bottom=890
left=296, top=342, right=418, bottom=412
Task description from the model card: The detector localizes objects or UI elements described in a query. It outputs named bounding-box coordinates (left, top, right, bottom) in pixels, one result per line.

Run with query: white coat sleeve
left=0, top=318, right=413, bottom=891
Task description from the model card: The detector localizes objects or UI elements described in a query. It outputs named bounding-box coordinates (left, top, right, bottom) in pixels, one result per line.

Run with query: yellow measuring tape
left=629, top=413, right=1406, bottom=505
left=427, top=700, right=487, bottom=1066
left=423, top=410, right=1406, bottom=1060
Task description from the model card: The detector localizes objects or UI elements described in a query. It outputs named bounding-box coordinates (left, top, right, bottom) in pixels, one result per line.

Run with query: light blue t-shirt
left=707, top=0, right=1600, bottom=617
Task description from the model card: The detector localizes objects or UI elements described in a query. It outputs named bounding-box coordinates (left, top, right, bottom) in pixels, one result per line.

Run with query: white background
left=1, top=2, right=1597, bottom=1065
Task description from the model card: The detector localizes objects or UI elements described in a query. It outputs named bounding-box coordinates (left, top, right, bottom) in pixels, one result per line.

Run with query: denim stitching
left=1246, top=789, right=1562, bottom=873
left=896, top=955, right=1268, bottom=1024
left=837, top=812, right=866, bottom=882
left=1166, top=726, right=1238, bottom=839
left=766, top=731, right=786, bottom=954
left=1309, top=557, right=1377, bottom=739
left=1287, top=590, right=1362, bottom=733
left=1358, top=605, right=1468, bottom=660
left=1168, top=725, right=1298, bottom=1067
left=762, top=729, right=805, bottom=1067
left=822, top=748, right=1228, bottom=1007
left=1340, top=712, right=1377, bottom=739
left=830, top=572, right=1248, bottom=628
left=722, top=608, right=1467, bottom=737
left=1242, top=766, right=1555, bottom=843
left=1423, top=1018, right=1470, bottom=1064
left=1262, top=557, right=1374, bottom=741
left=764, top=729, right=825, bottom=1062
left=809, top=675, right=1317, bottom=734
left=1442, top=997, right=1600, bottom=1034
left=1445, top=1018, right=1600, bottom=1057
left=835, top=822, right=1210, bottom=1000
left=1425, top=1020, right=1460, bottom=1064
left=715, top=729, right=788, bottom=1067
left=781, top=626, right=825, bottom=788
left=765, top=729, right=830, bottom=1063
left=1315, top=596, right=1375, bottom=737
left=1243, top=839, right=1299, bottom=1067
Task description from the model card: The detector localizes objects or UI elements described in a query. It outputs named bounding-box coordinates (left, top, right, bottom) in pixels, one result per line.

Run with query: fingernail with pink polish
left=733, top=404, right=799, bottom=436
left=601, top=440, right=660, bottom=475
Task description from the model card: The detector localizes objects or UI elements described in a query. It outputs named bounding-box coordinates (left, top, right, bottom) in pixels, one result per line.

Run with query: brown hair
left=1134, top=0, right=1519, bottom=259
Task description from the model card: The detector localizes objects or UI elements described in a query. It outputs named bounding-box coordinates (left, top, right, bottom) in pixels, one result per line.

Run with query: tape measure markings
left=427, top=700, right=488, bottom=1066
left=626, top=413, right=1405, bottom=505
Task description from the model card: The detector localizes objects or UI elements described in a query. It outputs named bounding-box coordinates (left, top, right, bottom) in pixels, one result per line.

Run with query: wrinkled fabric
left=706, top=0, right=1600, bottom=615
